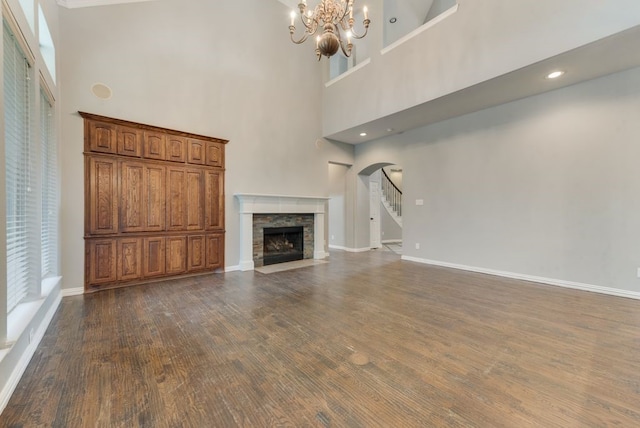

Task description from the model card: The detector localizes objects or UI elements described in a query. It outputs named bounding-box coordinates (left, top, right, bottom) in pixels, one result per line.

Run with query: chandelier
left=289, top=0, right=371, bottom=60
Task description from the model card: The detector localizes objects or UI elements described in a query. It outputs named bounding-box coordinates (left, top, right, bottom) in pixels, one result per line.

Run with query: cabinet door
left=87, top=239, right=117, bottom=286
left=166, top=167, right=186, bottom=230
left=186, top=168, right=204, bottom=230
left=166, top=135, right=187, bottom=163
left=117, top=238, right=142, bottom=281
left=120, top=161, right=145, bottom=232
left=117, top=126, right=143, bottom=157
left=206, top=234, right=223, bottom=269
left=188, top=139, right=206, bottom=165
left=143, top=237, right=165, bottom=278
left=204, top=170, right=224, bottom=230
left=87, top=121, right=117, bottom=154
left=205, top=142, right=224, bottom=168
left=166, top=236, right=187, bottom=274
left=143, top=131, right=166, bottom=160
left=188, top=235, right=206, bottom=271
left=87, top=156, right=118, bottom=235
left=145, top=165, right=165, bottom=231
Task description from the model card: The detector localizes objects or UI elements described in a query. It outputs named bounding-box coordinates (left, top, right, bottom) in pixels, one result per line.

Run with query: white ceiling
left=56, top=0, right=157, bottom=8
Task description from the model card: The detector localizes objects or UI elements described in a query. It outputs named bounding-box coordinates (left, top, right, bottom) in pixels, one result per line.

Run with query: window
left=4, top=20, right=38, bottom=313
left=40, top=89, right=57, bottom=278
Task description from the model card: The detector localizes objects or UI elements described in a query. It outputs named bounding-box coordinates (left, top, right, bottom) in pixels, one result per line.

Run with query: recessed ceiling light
left=389, top=17, right=397, bottom=24
left=360, top=132, right=367, bottom=137
left=386, top=128, right=394, bottom=132
left=546, top=70, right=565, bottom=79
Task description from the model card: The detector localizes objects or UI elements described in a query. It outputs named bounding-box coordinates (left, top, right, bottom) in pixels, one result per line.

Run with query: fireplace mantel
left=235, top=194, right=329, bottom=271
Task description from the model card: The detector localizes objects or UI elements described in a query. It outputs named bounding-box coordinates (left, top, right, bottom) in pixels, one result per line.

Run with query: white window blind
left=4, top=21, right=38, bottom=313
left=40, top=89, right=57, bottom=278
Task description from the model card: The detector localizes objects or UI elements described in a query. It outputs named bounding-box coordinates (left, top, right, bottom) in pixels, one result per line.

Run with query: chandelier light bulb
left=290, top=10, right=296, bottom=26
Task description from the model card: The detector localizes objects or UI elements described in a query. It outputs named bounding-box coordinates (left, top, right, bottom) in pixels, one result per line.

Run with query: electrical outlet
left=415, top=243, right=420, bottom=250
left=637, top=268, right=640, bottom=278
left=416, top=199, right=424, bottom=206
left=331, top=235, right=335, bottom=241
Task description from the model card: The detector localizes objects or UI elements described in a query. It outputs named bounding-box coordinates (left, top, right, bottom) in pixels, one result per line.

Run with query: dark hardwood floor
left=2, top=250, right=640, bottom=427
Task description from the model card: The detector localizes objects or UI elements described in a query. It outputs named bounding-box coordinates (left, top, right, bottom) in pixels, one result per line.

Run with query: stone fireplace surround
left=235, top=194, right=329, bottom=271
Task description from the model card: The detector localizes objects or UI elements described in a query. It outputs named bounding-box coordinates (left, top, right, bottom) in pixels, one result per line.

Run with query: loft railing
left=381, top=169, right=402, bottom=217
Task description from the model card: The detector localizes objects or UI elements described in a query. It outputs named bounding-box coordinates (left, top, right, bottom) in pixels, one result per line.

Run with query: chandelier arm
left=350, top=19, right=370, bottom=39
left=339, top=39, right=353, bottom=57
left=289, top=28, right=311, bottom=45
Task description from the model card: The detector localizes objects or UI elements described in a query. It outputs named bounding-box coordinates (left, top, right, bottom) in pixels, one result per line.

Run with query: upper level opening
left=383, top=0, right=456, bottom=47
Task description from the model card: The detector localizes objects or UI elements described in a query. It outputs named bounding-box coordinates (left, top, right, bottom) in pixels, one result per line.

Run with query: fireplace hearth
left=263, top=226, right=304, bottom=265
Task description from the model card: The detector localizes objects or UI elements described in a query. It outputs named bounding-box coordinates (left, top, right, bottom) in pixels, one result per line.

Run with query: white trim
left=325, top=58, right=371, bottom=87
left=0, top=291, right=62, bottom=414
left=56, top=0, right=157, bottom=8
left=382, top=240, right=402, bottom=244
left=381, top=4, right=459, bottom=56
left=329, top=245, right=371, bottom=253
left=224, top=265, right=241, bottom=273
left=62, top=287, right=84, bottom=297
left=401, top=256, right=640, bottom=300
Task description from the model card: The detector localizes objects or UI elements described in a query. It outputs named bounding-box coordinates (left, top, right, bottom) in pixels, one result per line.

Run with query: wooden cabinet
left=117, top=126, right=143, bottom=157
left=82, top=112, right=227, bottom=292
left=166, top=236, right=187, bottom=275
left=188, top=139, right=206, bottom=165
left=143, top=131, right=166, bottom=160
left=204, top=170, right=224, bottom=230
left=86, top=156, right=119, bottom=235
left=86, top=239, right=117, bottom=285
left=117, top=238, right=142, bottom=281
left=143, top=237, right=165, bottom=278
left=166, top=135, right=187, bottom=163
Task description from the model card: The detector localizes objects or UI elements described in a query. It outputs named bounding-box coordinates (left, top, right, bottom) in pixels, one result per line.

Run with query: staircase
left=381, top=169, right=402, bottom=227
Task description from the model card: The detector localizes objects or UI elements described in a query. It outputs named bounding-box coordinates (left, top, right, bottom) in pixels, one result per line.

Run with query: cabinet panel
left=188, top=235, right=206, bottom=271
left=87, top=239, right=117, bottom=285
left=188, top=139, right=206, bottom=165
left=206, top=234, right=223, bottom=269
left=145, top=165, right=166, bottom=231
left=166, top=168, right=186, bottom=230
left=120, top=161, right=145, bottom=232
left=82, top=112, right=226, bottom=291
left=204, top=170, right=224, bottom=230
left=143, top=237, right=165, bottom=278
left=117, top=238, right=142, bottom=281
left=166, top=135, right=187, bottom=162
left=205, top=142, right=224, bottom=168
left=186, top=168, right=204, bottom=230
left=143, top=131, right=166, bottom=160
left=117, top=126, right=143, bottom=157
left=88, top=121, right=117, bottom=154
left=166, top=236, right=187, bottom=274
left=87, top=157, right=118, bottom=235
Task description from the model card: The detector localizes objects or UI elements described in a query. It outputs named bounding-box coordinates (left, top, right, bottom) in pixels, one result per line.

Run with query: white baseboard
left=401, top=256, right=640, bottom=300
left=314, top=251, right=330, bottom=259
left=225, top=265, right=241, bottom=273
left=0, top=290, right=62, bottom=414
left=329, top=245, right=371, bottom=253
left=62, top=287, right=84, bottom=297
left=382, top=240, right=402, bottom=244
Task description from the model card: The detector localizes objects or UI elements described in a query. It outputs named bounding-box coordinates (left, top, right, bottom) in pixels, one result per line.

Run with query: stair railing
left=381, top=169, right=402, bottom=217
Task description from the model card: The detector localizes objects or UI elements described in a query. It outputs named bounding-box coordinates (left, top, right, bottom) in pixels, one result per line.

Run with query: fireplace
left=263, top=226, right=304, bottom=265
left=235, top=194, right=329, bottom=271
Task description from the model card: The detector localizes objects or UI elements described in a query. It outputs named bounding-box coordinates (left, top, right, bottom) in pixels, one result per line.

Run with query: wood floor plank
left=2, top=250, right=640, bottom=427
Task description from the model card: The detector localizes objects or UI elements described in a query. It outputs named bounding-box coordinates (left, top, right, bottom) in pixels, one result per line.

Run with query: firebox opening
left=263, top=226, right=304, bottom=266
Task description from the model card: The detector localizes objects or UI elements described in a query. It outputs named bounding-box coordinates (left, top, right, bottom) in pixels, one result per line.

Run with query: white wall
left=328, top=163, right=349, bottom=248
left=58, top=0, right=354, bottom=288
left=354, top=66, right=640, bottom=294
left=323, top=0, right=640, bottom=136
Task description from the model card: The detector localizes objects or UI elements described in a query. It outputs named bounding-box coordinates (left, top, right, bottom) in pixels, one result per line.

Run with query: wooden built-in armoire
left=81, top=112, right=226, bottom=292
